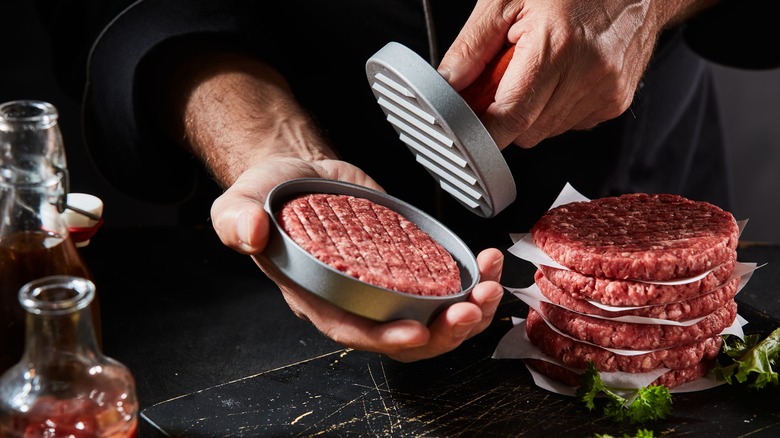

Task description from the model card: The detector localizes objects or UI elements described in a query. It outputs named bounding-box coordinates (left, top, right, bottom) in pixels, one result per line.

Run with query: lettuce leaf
left=715, top=327, right=780, bottom=389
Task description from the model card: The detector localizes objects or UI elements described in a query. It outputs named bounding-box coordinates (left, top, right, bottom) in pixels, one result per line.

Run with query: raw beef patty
left=279, top=193, right=461, bottom=296
left=525, top=309, right=722, bottom=374
left=531, top=193, right=739, bottom=281
left=540, top=300, right=737, bottom=351
left=524, top=357, right=715, bottom=390
left=538, top=256, right=737, bottom=306
left=535, top=269, right=740, bottom=321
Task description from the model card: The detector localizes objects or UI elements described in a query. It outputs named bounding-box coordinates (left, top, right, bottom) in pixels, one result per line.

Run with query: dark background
left=2, top=2, right=182, bottom=229
left=3, top=2, right=780, bottom=242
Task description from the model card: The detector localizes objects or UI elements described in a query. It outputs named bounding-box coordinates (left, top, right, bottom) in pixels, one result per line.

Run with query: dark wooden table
left=85, top=226, right=780, bottom=437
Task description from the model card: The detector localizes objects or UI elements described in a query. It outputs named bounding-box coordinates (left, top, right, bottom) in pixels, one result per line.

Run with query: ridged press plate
left=264, top=178, right=479, bottom=325
left=366, top=42, right=516, bottom=218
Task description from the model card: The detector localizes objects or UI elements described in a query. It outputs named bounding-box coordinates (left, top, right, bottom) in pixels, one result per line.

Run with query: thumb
left=210, top=185, right=271, bottom=255
left=436, top=3, right=514, bottom=91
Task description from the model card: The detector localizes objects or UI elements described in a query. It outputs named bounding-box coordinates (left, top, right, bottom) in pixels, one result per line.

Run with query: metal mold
left=264, top=178, right=479, bottom=324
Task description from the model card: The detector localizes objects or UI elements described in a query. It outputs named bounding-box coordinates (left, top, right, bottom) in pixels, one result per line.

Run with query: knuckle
left=512, top=131, right=544, bottom=149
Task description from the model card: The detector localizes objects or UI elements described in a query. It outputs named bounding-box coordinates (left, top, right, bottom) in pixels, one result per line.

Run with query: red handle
left=459, top=45, right=515, bottom=116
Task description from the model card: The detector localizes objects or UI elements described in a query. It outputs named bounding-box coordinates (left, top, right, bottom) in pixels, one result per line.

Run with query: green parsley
left=578, top=327, right=779, bottom=427
left=577, top=361, right=672, bottom=424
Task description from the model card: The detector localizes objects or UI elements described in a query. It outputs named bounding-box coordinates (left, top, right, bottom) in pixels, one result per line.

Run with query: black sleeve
left=80, top=0, right=280, bottom=204
left=683, top=0, right=780, bottom=70
left=35, top=0, right=129, bottom=100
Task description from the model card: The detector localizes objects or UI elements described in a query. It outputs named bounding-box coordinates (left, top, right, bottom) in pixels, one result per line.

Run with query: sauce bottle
left=0, top=276, right=138, bottom=437
left=0, top=100, right=101, bottom=373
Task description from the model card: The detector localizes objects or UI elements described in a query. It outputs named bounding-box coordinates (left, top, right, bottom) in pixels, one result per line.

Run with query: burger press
left=263, top=178, right=480, bottom=325
left=365, top=41, right=516, bottom=218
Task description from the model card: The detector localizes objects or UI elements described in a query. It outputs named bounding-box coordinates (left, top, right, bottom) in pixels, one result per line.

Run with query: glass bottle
left=0, top=275, right=138, bottom=437
left=0, top=100, right=101, bottom=373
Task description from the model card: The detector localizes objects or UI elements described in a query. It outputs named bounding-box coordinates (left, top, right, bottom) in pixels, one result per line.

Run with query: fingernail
left=482, top=306, right=498, bottom=319
left=453, top=322, right=472, bottom=338
left=237, top=211, right=254, bottom=251
left=406, top=339, right=429, bottom=348
left=438, top=68, right=450, bottom=82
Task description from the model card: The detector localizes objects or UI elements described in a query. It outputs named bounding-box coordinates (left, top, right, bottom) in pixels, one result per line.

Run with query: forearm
left=163, top=50, right=337, bottom=187
left=649, top=0, right=719, bottom=29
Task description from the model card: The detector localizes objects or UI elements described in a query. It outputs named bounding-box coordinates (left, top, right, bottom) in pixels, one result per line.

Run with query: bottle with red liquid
left=0, top=276, right=138, bottom=437
left=0, top=100, right=101, bottom=373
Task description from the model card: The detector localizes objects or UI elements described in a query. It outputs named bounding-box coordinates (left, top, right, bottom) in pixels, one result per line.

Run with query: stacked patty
left=525, top=193, right=740, bottom=389
left=279, top=193, right=462, bottom=296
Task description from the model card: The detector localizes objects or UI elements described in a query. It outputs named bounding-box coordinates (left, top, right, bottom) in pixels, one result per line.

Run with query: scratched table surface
left=86, top=227, right=780, bottom=437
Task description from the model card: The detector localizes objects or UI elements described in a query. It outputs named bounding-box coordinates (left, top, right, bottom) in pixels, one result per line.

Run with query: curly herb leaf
left=578, top=361, right=606, bottom=410
left=626, top=386, right=672, bottom=423
left=577, top=361, right=672, bottom=424
left=715, top=327, right=780, bottom=389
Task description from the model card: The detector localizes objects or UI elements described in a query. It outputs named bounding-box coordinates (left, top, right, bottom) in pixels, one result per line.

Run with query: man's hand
left=210, top=157, right=504, bottom=362
left=438, top=0, right=716, bottom=149
left=255, top=241, right=505, bottom=363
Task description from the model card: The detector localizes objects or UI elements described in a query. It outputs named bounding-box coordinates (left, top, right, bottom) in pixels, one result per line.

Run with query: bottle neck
left=0, top=99, right=69, bottom=234
left=19, top=277, right=101, bottom=366
left=0, top=181, right=69, bottom=239
left=0, top=100, right=68, bottom=189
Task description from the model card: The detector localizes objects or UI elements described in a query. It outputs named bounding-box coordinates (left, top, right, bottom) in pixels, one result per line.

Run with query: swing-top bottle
left=0, top=100, right=100, bottom=373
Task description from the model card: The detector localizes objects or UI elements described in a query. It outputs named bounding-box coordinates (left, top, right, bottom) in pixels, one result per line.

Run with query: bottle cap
left=64, top=193, right=104, bottom=247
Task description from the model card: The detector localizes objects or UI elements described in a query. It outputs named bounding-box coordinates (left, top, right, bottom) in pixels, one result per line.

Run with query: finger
left=510, top=87, right=589, bottom=147
left=385, top=279, right=504, bottom=362
left=477, top=247, right=504, bottom=282
left=458, top=249, right=504, bottom=335
left=211, top=186, right=270, bottom=254
left=543, top=82, right=633, bottom=139
left=378, top=250, right=505, bottom=361
left=480, top=45, right=559, bottom=149
left=468, top=279, right=504, bottom=331
left=387, top=301, right=483, bottom=362
left=315, top=300, right=434, bottom=359
left=260, top=259, right=433, bottom=355
left=571, top=93, right=634, bottom=131
left=513, top=68, right=594, bottom=146
left=506, top=59, right=636, bottom=146
left=437, top=1, right=519, bottom=90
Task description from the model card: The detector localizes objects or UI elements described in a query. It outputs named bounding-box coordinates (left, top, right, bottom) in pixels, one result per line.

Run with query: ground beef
left=539, top=256, right=737, bottom=306
left=525, top=309, right=723, bottom=373
left=523, top=358, right=582, bottom=388
left=279, top=193, right=462, bottom=296
left=524, top=357, right=716, bottom=390
left=540, top=300, right=737, bottom=350
left=530, top=193, right=739, bottom=281
left=535, top=269, right=740, bottom=321
left=653, top=360, right=716, bottom=388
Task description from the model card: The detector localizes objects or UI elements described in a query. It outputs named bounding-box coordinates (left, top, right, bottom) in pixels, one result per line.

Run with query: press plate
left=366, top=42, right=516, bottom=218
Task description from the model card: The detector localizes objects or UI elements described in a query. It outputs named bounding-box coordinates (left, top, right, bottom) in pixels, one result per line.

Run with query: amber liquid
left=0, top=397, right=137, bottom=438
left=0, top=230, right=101, bottom=373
